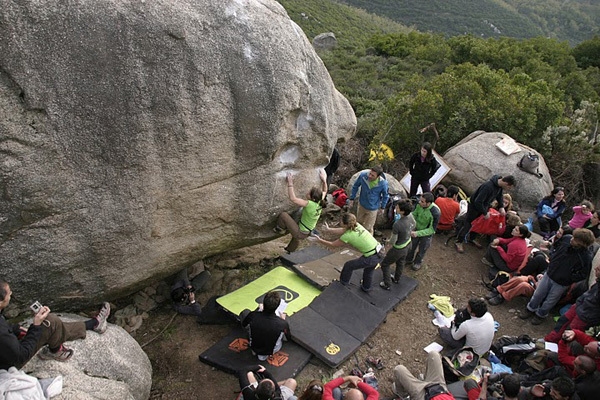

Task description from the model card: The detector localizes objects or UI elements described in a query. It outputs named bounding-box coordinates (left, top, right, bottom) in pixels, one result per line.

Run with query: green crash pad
left=216, top=266, right=321, bottom=317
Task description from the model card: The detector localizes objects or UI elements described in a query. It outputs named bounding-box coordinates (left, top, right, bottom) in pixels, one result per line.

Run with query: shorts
left=280, top=385, right=296, bottom=400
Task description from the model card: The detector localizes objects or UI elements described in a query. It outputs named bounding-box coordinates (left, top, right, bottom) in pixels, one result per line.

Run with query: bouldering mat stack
left=216, top=266, right=321, bottom=317
left=288, top=281, right=387, bottom=367
left=198, top=326, right=312, bottom=381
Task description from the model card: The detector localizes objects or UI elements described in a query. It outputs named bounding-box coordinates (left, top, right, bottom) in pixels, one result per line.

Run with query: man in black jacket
left=0, top=278, right=110, bottom=369
left=520, top=229, right=595, bottom=325
left=455, top=175, right=515, bottom=253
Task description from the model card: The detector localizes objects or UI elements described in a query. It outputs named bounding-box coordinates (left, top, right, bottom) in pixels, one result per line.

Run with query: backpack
left=332, top=188, right=348, bottom=208
left=517, top=152, right=543, bottom=178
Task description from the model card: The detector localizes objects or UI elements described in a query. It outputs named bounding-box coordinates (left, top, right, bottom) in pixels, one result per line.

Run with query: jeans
left=407, top=235, right=432, bottom=265
left=340, top=253, right=382, bottom=291
left=526, top=274, right=568, bottom=318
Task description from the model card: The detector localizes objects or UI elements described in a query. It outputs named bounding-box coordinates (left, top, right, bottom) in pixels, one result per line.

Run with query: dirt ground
left=135, top=232, right=556, bottom=400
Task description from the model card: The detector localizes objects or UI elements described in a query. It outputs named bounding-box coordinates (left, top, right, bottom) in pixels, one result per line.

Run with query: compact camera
left=30, top=301, right=43, bottom=314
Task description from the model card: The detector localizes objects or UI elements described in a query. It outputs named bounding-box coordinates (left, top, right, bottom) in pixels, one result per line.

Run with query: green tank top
left=299, top=200, right=322, bottom=233
left=340, top=223, right=379, bottom=256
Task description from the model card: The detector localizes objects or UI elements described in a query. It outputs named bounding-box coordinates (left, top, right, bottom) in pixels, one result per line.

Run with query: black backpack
left=517, top=152, right=543, bottom=178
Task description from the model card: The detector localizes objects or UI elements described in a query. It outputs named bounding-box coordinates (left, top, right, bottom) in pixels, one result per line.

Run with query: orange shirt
left=435, top=197, right=460, bottom=230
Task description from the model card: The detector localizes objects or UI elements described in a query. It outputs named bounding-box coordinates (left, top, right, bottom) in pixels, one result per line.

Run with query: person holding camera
left=170, top=268, right=211, bottom=317
left=438, top=298, right=495, bottom=356
left=0, top=278, right=110, bottom=369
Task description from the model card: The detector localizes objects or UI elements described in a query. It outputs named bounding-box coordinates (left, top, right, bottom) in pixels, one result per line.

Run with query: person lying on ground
left=438, top=297, right=495, bottom=356
left=520, top=229, right=595, bottom=326
left=315, top=213, right=384, bottom=292
left=486, top=274, right=544, bottom=306
left=240, top=291, right=290, bottom=361
left=170, top=268, right=211, bottom=317
left=323, top=374, right=379, bottom=400
left=275, top=169, right=328, bottom=253
left=393, top=350, right=454, bottom=400
left=0, top=278, right=110, bottom=369
left=481, top=225, right=531, bottom=276
left=544, top=262, right=600, bottom=343
left=379, top=199, right=415, bottom=290
left=238, top=364, right=297, bottom=400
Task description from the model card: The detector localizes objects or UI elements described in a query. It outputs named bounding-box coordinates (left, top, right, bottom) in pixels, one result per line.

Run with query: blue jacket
left=350, top=171, right=389, bottom=211
left=536, top=197, right=566, bottom=220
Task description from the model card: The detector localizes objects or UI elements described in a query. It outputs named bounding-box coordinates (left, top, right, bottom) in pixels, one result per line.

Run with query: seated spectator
left=393, top=351, right=454, bottom=400
left=557, top=330, right=600, bottom=373
left=438, top=298, right=495, bottom=356
left=568, top=200, right=594, bottom=229
left=545, top=263, right=600, bottom=343
left=435, top=185, right=461, bottom=233
left=463, top=373, right=520, bottom=400
left=323, top=374, right=379, bottom=400
left=583, top=211, right=600, bottom=238
left=170, top=268, right=211, bottom=317
left=536, top=187, right=566, bottom=239
left=481, top=225, right=531, bottom=275
left=296, top=380, right=324, bottom=400
left=486, top=274, right=544, bottom=306
left=527, top=376, right=578, bottom=400
left=0, top=279, right=110, bottom=369
left=240, top=291, right=290, bottom=361
left=520, top=229, right=595, bottom=325
left=238, top=364, right=297, bottom=400
left=573, top=355, right=600, bottom=400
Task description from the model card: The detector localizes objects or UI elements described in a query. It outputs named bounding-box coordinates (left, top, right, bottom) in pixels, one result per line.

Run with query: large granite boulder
left=23, top=316, right=151, bottom=400
left=0, top=0, right=356, bottom=309
left=313, top=32, right=338, bottom=50
left=443, top=131, right=553, bottom=212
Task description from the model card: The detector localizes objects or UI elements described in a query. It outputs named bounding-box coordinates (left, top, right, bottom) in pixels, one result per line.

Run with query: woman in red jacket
left=481, top=225, right=531, bottom=275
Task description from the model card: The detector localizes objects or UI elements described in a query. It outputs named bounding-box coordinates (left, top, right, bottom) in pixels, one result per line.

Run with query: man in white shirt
left=438, top=297, right=495, bottom=356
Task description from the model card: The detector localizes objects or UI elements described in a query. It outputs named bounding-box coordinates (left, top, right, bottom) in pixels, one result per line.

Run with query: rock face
left=23, top=316, right=151, bottom=400
left=0, top=0, right=356, bottom=309
left=443, top=131, right=553, bottom=211
left=313, top=32, right=338, bottom=50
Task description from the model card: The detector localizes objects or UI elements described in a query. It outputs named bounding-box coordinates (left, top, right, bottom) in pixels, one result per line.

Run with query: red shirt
left=496, top=236, right=527, bottom=271
left=323, top=377, right=379, bottom=400
left=435, top=197, right=460, bottom=230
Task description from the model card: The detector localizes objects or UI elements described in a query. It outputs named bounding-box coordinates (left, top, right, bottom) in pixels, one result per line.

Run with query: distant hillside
left=336, top=0, right=599, bottom=45
left=276, top=0, right=410, bottom=47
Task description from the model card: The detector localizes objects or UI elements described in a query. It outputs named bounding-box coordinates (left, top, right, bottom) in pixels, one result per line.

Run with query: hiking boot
left=411, top=263, right=422, bottom=271
left=488, top=295, right=504, bottom=306
left=519, top=308, right=535, bottom=319
left=485, top=289, right=499, bottom=300
left=531, top=315, right=546, bottom=325
left=481, top=257, right=494, bottom=268
left=94, top=302, right=111, bottom=334
left=454, top=242, right=464, bottom=253
left=38, top=345, right=74, bottom=362
left=379, top=281, right=391, bottom=291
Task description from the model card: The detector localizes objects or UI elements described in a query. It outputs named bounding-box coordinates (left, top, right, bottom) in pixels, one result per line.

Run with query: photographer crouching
left=170, top=268, right=211, bottom=317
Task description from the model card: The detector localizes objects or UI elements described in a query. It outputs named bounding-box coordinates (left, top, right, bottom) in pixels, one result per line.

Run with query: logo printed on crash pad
left=267, top=351, right=289, bottom=367
left=255, top=286, right=299, bottom=304
left=228, top=338, right=249, bottom=353
left=325, top=342, right=340, bottom=355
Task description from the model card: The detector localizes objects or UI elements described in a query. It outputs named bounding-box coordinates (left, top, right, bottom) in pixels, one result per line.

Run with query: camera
left=183, top=286, right=195, bottom=294
left=30, top=301, right=43, bottom=314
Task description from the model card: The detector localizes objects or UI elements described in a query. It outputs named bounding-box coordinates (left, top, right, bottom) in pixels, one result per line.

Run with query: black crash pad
left=198, top=326, right=312, bottom=381
left=279, top=245, right=332, bottom=268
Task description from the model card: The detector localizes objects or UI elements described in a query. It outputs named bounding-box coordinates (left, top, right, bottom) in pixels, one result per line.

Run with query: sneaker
left=379, top=281, right=391, bottom=291
left=519, top=308, right=535, bottom=319
left=481, top=257, right=494, bottom=268
left=471, top=238, right=483, bottom=249
left=488, top=295, right=504, bottom=306
left=38, top=345, right=74, bottom=362
left=411, top=263, right=422, bottom=271
left=485, top=289, right=499, bottom=300
left=531, top=315, right=546, bottom=325
left=94, top=302, right=111, bottom=334
left=391, top=274, right=400, bottom=284
left=454, top=242, right=464, bottom=253
left=273, top=226, right=285, bottom=234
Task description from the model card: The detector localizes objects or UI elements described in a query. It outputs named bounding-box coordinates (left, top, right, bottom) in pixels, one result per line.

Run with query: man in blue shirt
left=348, top=166, right=389, bottom=234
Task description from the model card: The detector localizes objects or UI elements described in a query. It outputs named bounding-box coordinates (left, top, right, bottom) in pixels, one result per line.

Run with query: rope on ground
left=141, top=312, right=178, bottom=348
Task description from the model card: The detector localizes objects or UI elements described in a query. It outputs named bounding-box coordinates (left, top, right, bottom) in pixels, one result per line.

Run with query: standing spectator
left=316, top=213, right=384, bottom=292
left=408, top=142, right=440, bottom=198
left=275, top=169, right=328, bottom=253
left=568, top=200, right=594, bottom=229
left=379, top=200, right=416, bottom=290
left=536, top=187, right=566, bottom=239
left=520, top=228, right=595, bottom=325
left=454, top=175, right=516, bottom=253
left=435, top=185, right=461, bottom=233
left=406, top=192, right=440, bottom=271
left=438, top=298, right=495, bottom=356
left=348, top=166, right=389, bottom=234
